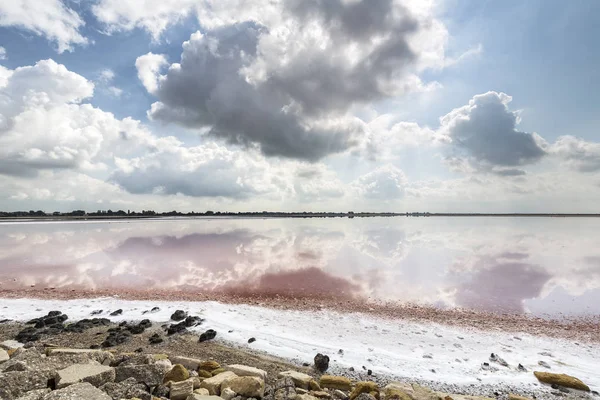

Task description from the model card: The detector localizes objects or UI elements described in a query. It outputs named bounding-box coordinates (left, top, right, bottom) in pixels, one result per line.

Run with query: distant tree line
left=0, top=209, right=402, bottom=219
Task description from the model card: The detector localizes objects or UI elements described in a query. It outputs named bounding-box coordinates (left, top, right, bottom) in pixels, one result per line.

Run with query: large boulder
left=115, top=364, right=165, bottom=386
left=199, top=371, right=237, bottom=395
left=221, top=376, right=265, bottom=398
left=170, top=379, right=195, bottom=400
left=319, top=376, right=352, bottom=391
left=55, top=364, right=115, bottom=389
left=350, top=382, right=379, bottom=400
left=164, top=364, right=191, bottom=384
left=46, top=348, right=114, bottom=365
left=0, top=370, right=55, bottom=399
left=277, top=371, right=313, bottom=390
left=533, top=371, right=590, bottom=391
left=225, top=365, right=268, bottom=380
left=44, top=382, right=111, bottom=400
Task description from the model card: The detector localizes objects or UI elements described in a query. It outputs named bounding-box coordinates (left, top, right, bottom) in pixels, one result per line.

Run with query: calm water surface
left=0, top=217, right=599, bottom=317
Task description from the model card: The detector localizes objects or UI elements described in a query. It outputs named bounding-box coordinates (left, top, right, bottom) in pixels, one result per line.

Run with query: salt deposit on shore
left=1, top=297, right=598, bottom=394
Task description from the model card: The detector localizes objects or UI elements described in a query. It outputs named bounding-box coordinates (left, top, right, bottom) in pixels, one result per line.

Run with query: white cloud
left=439, top=91, right=547, bottom=174
left=99, top=68, right=115, bottom=83
left=353, top=164, right=407, bottom=200
left=0, top=59, right=153, bottom=177
left=135, top=52, right=168, bottom=95
left=550, top=135, right=600, bottom=172
left=92, top=0, right=197, bottom=40
left=0, top=46, right=6, bottom=60
left=0, top=0, right=87, bottom=53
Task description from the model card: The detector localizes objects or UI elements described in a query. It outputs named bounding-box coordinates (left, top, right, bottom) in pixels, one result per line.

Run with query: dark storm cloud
left=276, top=0, right=418, bottom=115
left=149, top=22, right=361, bottom=161
left=145, top=1, right=425, bottom=161
left=442, top=92, right=547, bottom=168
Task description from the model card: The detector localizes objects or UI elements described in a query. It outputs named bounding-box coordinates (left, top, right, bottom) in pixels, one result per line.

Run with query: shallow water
left=0, top=216, right=599, bottom=317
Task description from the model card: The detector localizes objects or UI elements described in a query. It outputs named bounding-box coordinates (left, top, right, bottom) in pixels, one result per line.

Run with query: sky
left=0, top=0, right=599, bottom=213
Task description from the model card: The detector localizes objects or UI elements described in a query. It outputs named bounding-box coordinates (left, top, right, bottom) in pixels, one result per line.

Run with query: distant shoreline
left=1, top=212, right=600, bottom=221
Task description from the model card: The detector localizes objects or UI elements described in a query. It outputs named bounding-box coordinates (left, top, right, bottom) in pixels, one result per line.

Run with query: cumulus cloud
left=0, top=59, right=154, bottom=177
left=550, top=135, right=600, bottom=172
left=138, top=0, right=450, bottom=160
left=440, top=91, right=547, bottom=172
left=0, top=46, right=6, bottom=60
left=92, top=0, right=197, bottom=40
left=135, top=52, right=168, bottom=95
left=143, top=24, right=363, bottom=161
left=0, top=0, right=87, bottom=53
left=353, top=164, right=407, bottom=199
left=110, top=140, right=289, bottom=199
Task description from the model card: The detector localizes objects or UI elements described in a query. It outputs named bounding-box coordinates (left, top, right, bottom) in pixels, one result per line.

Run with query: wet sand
left=1, top=287, right=599, bottom=343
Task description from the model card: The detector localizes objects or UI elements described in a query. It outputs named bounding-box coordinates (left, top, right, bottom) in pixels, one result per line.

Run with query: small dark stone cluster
left=167, top=315, right=203, bottom=335
left=110, top=309, right=123, bottom=316
left=15, top=311, right=118, bottom=343
left=142, top=306, right=160, bottom=314
left=170, top=310, right=187, bottom=321
left=149, top=333, right=163, bottom=344
left=199, top=329, right=217, bottom=342
left=101, top=319, right=153, bottom=347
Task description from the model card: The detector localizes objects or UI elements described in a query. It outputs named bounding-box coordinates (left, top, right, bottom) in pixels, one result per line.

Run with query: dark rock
left=199, top=329, right=217, bottom=342
left=90, top=344, right=101, bottom=349
left=518, top=363, right=527, bottom=372
left=338, top=349, right=344, bottom=355
left=591, top=390, right=599, bottom=396
left=119, top=321, right=128, bottom=327
left=91, top=310, right=103, bottom=315
left=102, top=330, right=132, bottom=348
left=139, top=319, right=152, bottom=329
left=314, top=353, right=330, bottom=372
left=302, top=363, right=310, bottom=367
left=367, top=369, right=372, bottom=376
left=34, top=320, right=46, bottom=329
left=167, top=321, right=187, bottom=335
left=135, top=347, right=144, bottom=353
left=551, top=384, right=570, bottom=393
left=248, top=337, right=256, bottom=343
left=349, top=367, right=355, bottom=372
left=127, top=324, right=146, bottom=335
left=15, top=326, right=40, bottom=343
left=110, top=309, right=123, bottom=316
left=47, top=311, right=62, bottom=317
left=184, top=316, right=202, bottom=327
left=171, top=310, right=187, bottom=321
left=151, top=306, right=160, bottom=312
left=490, top=353, right=509, bottom=367
left=149, top=333, right=163, bottom=344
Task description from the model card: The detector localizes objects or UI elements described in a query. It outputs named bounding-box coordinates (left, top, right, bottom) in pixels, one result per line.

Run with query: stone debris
left=225, top=364, right=268, bottom=380
left=44, top=382, right=111, bottom=400
left=55, top=363, right=115, bottom=389
left=0, top=310, right=586, bottom=400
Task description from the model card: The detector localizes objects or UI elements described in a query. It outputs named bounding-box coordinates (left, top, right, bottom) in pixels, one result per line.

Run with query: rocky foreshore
left=0, top=309, right=597, bottom=400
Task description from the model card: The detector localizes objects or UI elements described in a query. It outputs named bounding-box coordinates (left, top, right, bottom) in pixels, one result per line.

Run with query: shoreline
left=1, top=289, right=599, bottom=344
left=1, top=296, right=599, bottom=395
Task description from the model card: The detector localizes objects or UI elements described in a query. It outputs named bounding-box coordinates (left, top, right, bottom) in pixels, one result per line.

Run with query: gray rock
left=14, top=389, right=50, bottom=400
left=354, top=394, right=376, bottom=400
left=55, top=364, right=115, bottom=389
left=274, top=377, right=295, bottom=391
left=0, top=370, right=55, bottom=399
left=115, top=364, right=165, bottom=386
left=99, top=377, right=150, bottom=400
left=43, top=382, right=111, bottom=399
left=538, top=360, right=551, bottom=369
left=275, top=386, right=297, bottom=400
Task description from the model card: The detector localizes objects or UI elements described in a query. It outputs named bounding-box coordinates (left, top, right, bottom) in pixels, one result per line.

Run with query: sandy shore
left=1, top=288, right=599, bottom=344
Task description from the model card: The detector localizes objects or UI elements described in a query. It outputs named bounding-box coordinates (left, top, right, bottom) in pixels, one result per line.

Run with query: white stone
left=156, top=358, right=174, bottom=374
left=199, top=371, right=237, bottom=395
left=170, top=355, right=203, bottom=370
left=221, top=387, right=237, bottom=400
left=194, top=388, right=210, bottom=395
left=278, top=371, right=313, bottom=390
left=0, top=340, right=23, bottom=351
left=187, top=396, right=222, bottom=400
left=0, top=349, right=9, bottom=363
left=56, top=364, right=115, bottom=389
left=171, top=378, right=194, bottom=400
left=225, top=364, right=268, bottom=380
